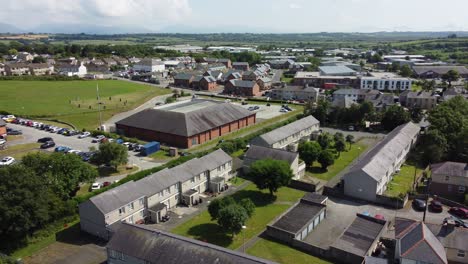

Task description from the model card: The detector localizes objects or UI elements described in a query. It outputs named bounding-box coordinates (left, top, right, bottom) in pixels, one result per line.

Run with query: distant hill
left=0, top=23, right=24, bottom=34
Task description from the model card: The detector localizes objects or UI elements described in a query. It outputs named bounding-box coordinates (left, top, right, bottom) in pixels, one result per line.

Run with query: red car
left=429, top=200, right=443, bottom=213
left=102, top=181, right=111, bottom=187
left=449, top=207, right=468, bottom=219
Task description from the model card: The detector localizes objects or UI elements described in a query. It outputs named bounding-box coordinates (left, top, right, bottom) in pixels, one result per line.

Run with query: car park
left=449, top=207, right=468, bottom=219
left=91, top=182, right=102, bottom=190
left=78, top=132, right=91, bottom=138
left=0, top=156, right=15, bottom=166
left=40, top=141, right=56, bottom=149
left=412, top=199, right=426, bottom=211
left=66, top=149, right=82, bottom=155
left=280, top=108, right=288, bottom=113
left=429, top=200, right=443, bottom=213
left=37, top=137, right=53, bottom=143
left=7, top=129, right=22, bottom=135
left=92, top=135, right=106, bottom=143
left=54, top=146, right=72, bottom=153
left=444, top=216, right=468, bottom=228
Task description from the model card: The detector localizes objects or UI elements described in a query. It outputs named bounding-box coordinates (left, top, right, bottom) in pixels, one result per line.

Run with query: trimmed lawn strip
left=385, top=164, right=422, bottom=198
left=0, top=143, right=42, bottom=160
left=171, top=183, right=304, bottom=249
left=247, top=238, right=332, bottom=264
left=305, top=142, right=368, bottom=181
left=97, top=164, right=139, bottom=177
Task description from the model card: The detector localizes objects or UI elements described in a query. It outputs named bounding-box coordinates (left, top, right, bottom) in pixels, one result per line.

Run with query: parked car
left=64, top=130, right=79, bottom=136
left=444, top=216, right=468, bottom=228
left=449, top=207, right=468, bottom=219
left=102, top=181, right=111, bottom=187
left=429, top=200, right=443, bottom=213
left=78, top=131, right=91, bottom=139
left=92, top=135, right=106, bottom=143
left=412, top=199, right=426, bottom=211
left=374, top=214, right=385, bottom=220
left=79, top=151, right=95, bottom=162
left=40, top=141, right=56, bottom=149
left=280, top=108, right=288, bottom=113
left=0, top=156, right=15, bottom=166
left=54, top=146, right=72, bottom=153
left=37, top=137, right=53, bottom=143
left=66, top=149, right=82, bottom=155
left=91, top=182, right=102, bottom=190
left=7, top=129, right=22, bottom=135
left=348, top=125, right=355, bottom=131
left=57, top=128, right=68, bottom=135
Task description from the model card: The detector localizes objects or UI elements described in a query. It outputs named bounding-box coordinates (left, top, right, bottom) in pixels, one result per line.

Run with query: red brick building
left=0, top=120, right=6, bottom=138
left=116, top=100, right=256, bottom=149
left=429, top=162, right=467, bottom=201
left=224, top=80, right=261, bottom=97
left=174, top=73, right=194, bottom=88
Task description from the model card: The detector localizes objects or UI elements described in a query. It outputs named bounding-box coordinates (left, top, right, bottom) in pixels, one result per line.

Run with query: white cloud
left=289, top=3, right=301, bottom=9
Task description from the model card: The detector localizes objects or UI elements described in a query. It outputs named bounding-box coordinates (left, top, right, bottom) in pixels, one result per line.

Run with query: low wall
left=410, top=194, right=468, bottom=210
left=375, top=194, right=408, bottom=209
left=289, top=180, right=316, bottom=192
left=265, top=226, right=295, bottom=244
left=291, top=239, right=330, bottom=259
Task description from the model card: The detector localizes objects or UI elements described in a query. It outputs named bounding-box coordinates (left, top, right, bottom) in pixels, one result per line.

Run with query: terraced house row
left=79, top=149, right=233, bottom=240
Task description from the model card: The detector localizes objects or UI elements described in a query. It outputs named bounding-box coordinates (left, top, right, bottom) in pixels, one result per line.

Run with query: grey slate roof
left=346, top=122, right=420, bottom=182
left=398, top=222, right=447, bottom=264
left=202, top=76, right=216, bottom=83
left=319, top=65, right=356, bottom=75
left=426, top=223, right=468, bottom=251
left=174, top=73, right=193, bottom=80
left=116, top=100, right=254, bottom=137
left=251, top=115, right=320, bottom=146
left=245, top=145, right=298, bottom=165
left=233, top=62, right=249, bottom=66
left=272, top=201, right=325, bottom=234
left=108, top=223, right=275, bottom=264
left=229, top=79, right=257, bottom=88
left=431, top=161, right=467, bottom=177
left=89, top=181, right=144, bottom=214
left=332, top=214, right=386, bottom=257
left=412, top=66, right=468, bottom=75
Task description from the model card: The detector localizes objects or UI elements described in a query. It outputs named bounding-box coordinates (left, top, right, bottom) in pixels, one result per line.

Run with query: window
left=129, top=202, right=134, bottom=210
left=167, top=187, right=171, bottom=194
left=459, top=186, right=466, bottom=193
left=129, top=215, right=134, bottom=223
left=445, top=176, right=450, bottom=181
left=119, top=207, right=125, bottom=215
left=457, top=250, right=465, bottom=258
left=139, top=198, right=144, bottom=206
left=139, top=210, right=144, bottom=217
left=191, top=177, right=195, bottom=183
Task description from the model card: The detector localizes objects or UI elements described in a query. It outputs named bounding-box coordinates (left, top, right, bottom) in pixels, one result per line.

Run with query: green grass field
left=305, top=142, right=368, bottom=181
left=0, top=143, right=42, bottom=160
left=385, top=164, right=421, bottom=198
left=0, top=80, right=170, bottom=129
left=247, top=238, right=332, bottom=264
left=171, top=183, right=304, bottom=250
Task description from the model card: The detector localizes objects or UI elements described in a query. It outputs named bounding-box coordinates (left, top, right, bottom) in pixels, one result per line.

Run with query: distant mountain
left=158, top=24, right=278, bottom=34
left=0, top=23, right=24, bottom=33
left=28, top=23, right=154, bottom=34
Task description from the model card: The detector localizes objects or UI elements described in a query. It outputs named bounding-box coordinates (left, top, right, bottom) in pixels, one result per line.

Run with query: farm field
left=0, top=80, right=170, bottom=129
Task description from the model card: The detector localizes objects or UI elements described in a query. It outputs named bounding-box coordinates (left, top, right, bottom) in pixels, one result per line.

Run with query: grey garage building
left=266, top=193, right=327, bottom=244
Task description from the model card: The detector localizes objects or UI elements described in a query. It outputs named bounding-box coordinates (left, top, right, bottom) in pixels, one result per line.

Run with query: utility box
left=140, top=141, right=160, bottom=156
left=169, top=147, right=178, bottom=157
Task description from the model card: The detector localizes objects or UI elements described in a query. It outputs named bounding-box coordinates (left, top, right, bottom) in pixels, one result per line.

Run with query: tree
left=317, top=132, right=333, bottom=149
left=92, top=142, right=128, bottom=170
left=419, top=130, right=448, bottom=164
left=22, top=152, right=97, bottom=199
left=32, top=56, right=46, bottom=63
left=442, top=70, right=460, bottom=86
left=346, top=135, right=355, bottom=150
left=208, top=196, right=235, bottom=220
left=410, top=107, right=423, bottom=123
left=217, top=204, right=248, bottom=237
left=7, top=48, right=17, bottom=55
left=335, top=137, right=347, bottom=156
left=381, top=105, right=410, bottom=131
left=318, top=149, right=335, bottom=170
left=298, top=141, right=322, bottom=167
left=239, top=198, right=255, bottom=218
left=399, top=64, right=413, bottom=77
left=248, top=159, right=293, bottom=196
left=306, top=99, right=329, bottom=124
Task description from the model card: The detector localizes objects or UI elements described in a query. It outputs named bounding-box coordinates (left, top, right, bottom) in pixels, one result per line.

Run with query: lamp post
left=242, top=225, right=247, bottom=253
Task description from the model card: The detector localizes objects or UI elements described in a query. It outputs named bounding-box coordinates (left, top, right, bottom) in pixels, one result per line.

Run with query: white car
left=66, top=149, right=82, bottom=155
left=91, top=182, right=102, bottom=190
left=2, top=115, right=15, bottom=121
left=78, top=132, right=91, bottom=138
left=0, top=156, right=15, bottom=166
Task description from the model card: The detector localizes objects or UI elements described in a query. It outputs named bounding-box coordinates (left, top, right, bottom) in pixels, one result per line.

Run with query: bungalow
left=429, top=161, right=467, bottom=200
left=343, top=122, right=420, bottom=202
left=251, top=115, right=320, bottom=151
left=79, top=149, right=233, bottom=240
left=224, top=80, right=261, bottom=97
left=5, top=63, right=30, bottom=75
left=29, top=63, right=54, bottom=75
left=106, top=223, right=274, bottom=264
left=243, top=145, right=305, bottom=180
left=232, top=62, right=250, bottom=71
left=58, top=62, right=87, bottom=77
left=173, top=73, right=194, bottom=88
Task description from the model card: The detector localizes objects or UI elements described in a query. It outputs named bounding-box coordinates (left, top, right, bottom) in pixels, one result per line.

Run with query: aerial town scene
left=0, top=1, right=467, bottom=264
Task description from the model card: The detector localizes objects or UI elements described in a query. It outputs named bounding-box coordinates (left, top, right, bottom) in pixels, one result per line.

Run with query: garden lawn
left=247, top=238, right=332, bottom=264
left=0, top=143, right=41, bottom=160
left=306, top=142, right=368, bottom=181
left=0, top=80, right=170, bottom=130
left=171, top=183, right=305, bottom=249
left=385, top=164, right=420, bottom=198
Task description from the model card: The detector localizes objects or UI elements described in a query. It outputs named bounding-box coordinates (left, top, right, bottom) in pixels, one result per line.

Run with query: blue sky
left=1, top=0, right=468, bottom=33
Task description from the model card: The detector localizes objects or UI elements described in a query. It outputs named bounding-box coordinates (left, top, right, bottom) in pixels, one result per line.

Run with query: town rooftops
left=202, top=76, right=216, bottom=83
left=333, top=88, right=379, bottom=96
left=401, top=90, right=437, bottom=99
left=346, top=122, right=420, bottom=182
left=396, top=219, right=447, bottom=264
left=229, top=79, right=257, bottom=88
left=251, top=115, right=320, bottom=146
left=319, top=65, right=356, bottom=75
left=431, top=161, right=467, bottom=177
left=135, top=58, right=164, bottom=66
left=245, top=145, right=298, bottom=165
left=88, top=181, right=144, bottom=214
left=412, top=65, right=468, bottom=75
left=108, top=223, right=275, bottom=264
left=331, top=214, right=386, bottom=257
left=174, top=73, right=193, bottom=80
left=273, top=85, right=320, bottom=93
left=233, top=62, right=249, bottom=66
left=116, top=99, right=254, bottom=137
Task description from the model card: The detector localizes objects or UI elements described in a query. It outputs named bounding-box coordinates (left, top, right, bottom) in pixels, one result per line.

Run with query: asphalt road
left=5, top=123, right=163, bottom=175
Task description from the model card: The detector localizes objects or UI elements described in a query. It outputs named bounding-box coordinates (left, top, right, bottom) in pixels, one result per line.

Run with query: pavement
left=4, top=123, right=164, bottom=180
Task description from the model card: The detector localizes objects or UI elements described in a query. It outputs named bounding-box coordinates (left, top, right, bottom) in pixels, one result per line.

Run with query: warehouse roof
left=412, top=66, right=468, bottom=75
left=108, top=223, right=275, bottom=264
left=116, top=100, right=254, bottom=137
left=319, top=65, right=356, bottom=75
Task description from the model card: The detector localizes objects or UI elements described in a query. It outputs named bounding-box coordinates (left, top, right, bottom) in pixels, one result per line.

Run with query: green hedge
left=0, top=75, right=82, bottom=81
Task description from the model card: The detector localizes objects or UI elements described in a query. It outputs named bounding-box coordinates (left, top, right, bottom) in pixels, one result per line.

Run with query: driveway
left=303, top=196, right=452, bottom=247
left=321, top=127, right=385, bottom=141
left=4, top=123, right=163, bottom=173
